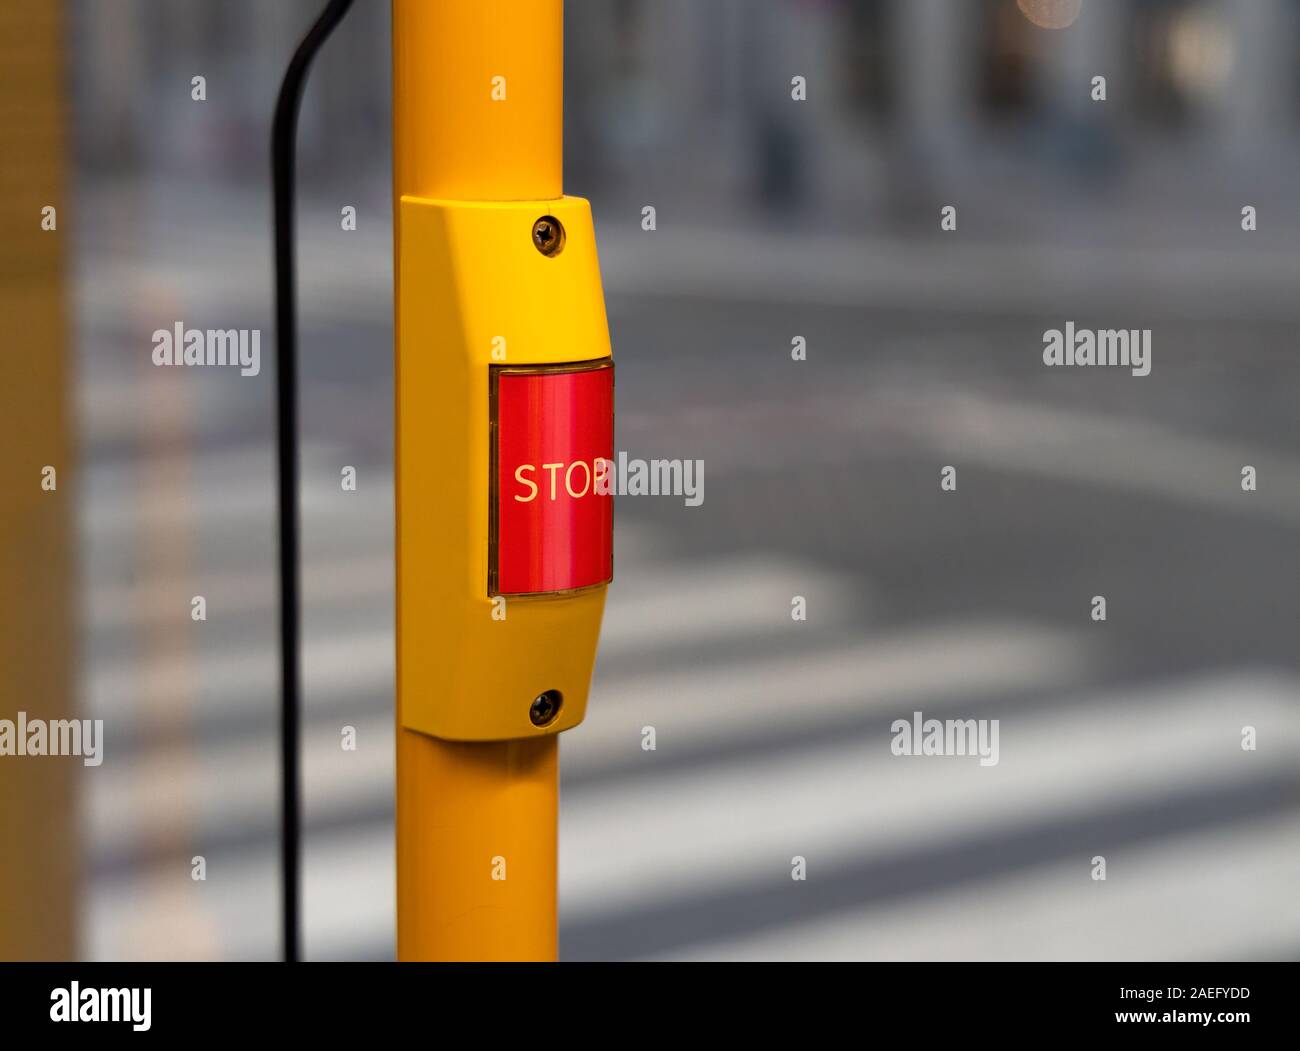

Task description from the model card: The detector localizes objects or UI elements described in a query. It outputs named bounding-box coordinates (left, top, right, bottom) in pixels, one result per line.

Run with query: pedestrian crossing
left=77, top=444, right=1300, bottom=959
left=561, top=671, right=1300, bottom=948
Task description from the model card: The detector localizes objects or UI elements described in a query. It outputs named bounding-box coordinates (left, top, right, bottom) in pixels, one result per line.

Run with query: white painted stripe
left=83, top=627, right=393, bottom=728
left=881, top=392, right=1300, bottom=524
left=81, top=550, right=845, bottom=721
left=576, top=619, right=1092, bottom=763
left=85, top=554, right=394, bottom=630
left=86, top=717, right=393, bottom=859
left=661, top=811, right=1300, bottom=962
left=558, top=672, right=1300, bottom=919
left=86, top=828, right=393, bottom=961
left=626, top=387, right=1300, bottom=523
left=599, top=556, right=856, bottom=654
left=79, top=445, right=386, bottom=536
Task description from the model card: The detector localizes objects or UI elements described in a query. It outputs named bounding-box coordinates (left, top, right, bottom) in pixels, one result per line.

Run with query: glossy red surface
left=494, top=363, right=614, bottom=595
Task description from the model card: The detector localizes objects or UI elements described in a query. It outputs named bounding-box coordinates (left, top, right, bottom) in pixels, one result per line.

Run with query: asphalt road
left=74, top=179, right=1300, bottom=960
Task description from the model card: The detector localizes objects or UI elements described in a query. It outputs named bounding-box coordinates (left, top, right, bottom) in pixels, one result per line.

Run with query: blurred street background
left=42, top=0, right=1300, bottom=958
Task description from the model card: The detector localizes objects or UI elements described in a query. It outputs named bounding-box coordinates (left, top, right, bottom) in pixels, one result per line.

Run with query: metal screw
left=531, top=215, right=565, bottom=256
left=529, top=690, right=562, bottom=727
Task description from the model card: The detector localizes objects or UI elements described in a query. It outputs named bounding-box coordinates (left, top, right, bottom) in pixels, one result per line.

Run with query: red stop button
left=492, top=361, right=614, bottom=596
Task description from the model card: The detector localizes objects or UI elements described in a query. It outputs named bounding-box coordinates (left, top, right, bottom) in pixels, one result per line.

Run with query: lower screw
left=529, top=690, right=562, bottom=727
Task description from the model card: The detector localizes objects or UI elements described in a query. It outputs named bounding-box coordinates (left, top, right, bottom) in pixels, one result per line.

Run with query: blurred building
left=72, top=0, right=1300, bottom=218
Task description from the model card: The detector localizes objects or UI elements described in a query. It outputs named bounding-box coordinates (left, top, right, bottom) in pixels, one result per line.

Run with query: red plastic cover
left=493, top=362, right=614, bottom=595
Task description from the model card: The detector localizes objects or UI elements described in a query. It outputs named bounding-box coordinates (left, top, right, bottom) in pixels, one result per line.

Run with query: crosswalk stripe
left=558, top=673, right=1300, bottom=918
left=85, top=615, right=1087, bottom=856
left=658, top=810, right=1300, bottom=962
left=82, top=551, right=849, bottom=724
left=576, top=619, right=1091, bottom=762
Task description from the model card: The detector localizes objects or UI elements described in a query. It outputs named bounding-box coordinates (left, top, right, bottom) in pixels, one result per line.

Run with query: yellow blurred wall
left=0, top=0, right=77, bottom=961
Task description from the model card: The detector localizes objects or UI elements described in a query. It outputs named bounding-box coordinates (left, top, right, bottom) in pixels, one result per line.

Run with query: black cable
left=272, top=0, right=354, bottom=964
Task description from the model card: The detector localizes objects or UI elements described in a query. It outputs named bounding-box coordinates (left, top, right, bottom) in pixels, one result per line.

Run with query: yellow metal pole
left=396, top=734, right=558, bottom=960
left=392, top=0, right=563, bottom=202
left=0, top=0, right=76, bottom=960
left=394, top=0, right=565, bottom=962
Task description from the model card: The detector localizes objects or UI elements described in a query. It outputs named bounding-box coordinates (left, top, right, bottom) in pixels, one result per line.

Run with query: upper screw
left=531, top=215, right=565, bottom=257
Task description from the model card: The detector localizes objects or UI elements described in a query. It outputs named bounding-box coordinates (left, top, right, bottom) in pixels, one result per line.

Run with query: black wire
left=272, top=0, right=354, bottom=964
